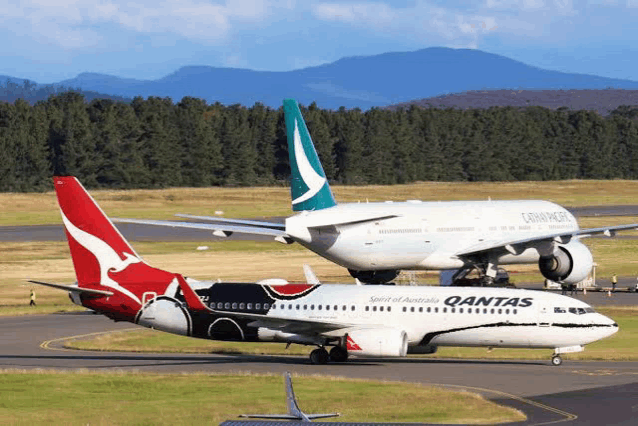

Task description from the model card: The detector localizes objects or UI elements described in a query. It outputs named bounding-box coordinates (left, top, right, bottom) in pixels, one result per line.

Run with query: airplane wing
left=456, top=223, right=638, bottom=258
left=112, top=217, right=293, bottom=243
left=27, top=280, right=113, bottom=296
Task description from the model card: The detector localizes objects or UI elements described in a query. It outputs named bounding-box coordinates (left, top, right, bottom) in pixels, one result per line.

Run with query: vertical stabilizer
left=53, top=177, right=177, bottom=306
left=283, top=99, right=337, bottom=212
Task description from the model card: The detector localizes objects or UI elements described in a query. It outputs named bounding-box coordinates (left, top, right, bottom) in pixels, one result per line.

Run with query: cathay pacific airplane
left=114, top=99, right=638, bottom=284
left=33, top=177, right=618, bottom=366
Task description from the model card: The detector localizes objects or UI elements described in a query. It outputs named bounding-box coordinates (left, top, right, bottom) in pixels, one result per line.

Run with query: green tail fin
left=283, top=99, right=337, bottom=212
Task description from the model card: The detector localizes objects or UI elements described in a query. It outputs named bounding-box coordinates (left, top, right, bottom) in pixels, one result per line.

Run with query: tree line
left=1, top=91, right=638, bottom=192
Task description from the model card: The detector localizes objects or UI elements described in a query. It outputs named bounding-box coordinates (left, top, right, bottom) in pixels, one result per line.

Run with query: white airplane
left=33, top=177, right=618, bottom=366
left=113, top=99, right=638, bottom=285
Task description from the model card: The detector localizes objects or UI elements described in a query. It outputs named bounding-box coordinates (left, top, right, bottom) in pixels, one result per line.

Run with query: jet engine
left=347, top=328, right=408, bottom=357
left=538, top=240, right=593, bottom=284
left=348, top=269, right=399, bottom=284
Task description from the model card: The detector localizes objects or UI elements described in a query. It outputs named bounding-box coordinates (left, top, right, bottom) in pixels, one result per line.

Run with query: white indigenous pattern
left=292, top=119, right=326, bottom=205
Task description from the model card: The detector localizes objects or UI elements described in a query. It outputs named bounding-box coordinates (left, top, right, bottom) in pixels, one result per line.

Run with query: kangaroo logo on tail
left=283, top=99, right=337, bottom=212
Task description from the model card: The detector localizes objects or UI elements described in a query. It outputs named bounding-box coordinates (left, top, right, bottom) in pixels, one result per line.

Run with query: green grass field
left=3, top=179, right=638, bottom=226
left=0, top=371, right=525, bottom=425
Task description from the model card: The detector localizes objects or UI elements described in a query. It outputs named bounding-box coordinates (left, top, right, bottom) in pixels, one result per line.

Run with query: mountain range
left=4, top=47, right=638, bottom=109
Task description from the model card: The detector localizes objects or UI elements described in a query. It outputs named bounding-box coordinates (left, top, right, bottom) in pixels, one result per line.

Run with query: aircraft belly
left=432, top=325, right=534, bottom=348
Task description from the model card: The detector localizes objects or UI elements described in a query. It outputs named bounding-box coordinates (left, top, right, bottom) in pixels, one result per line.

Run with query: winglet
left=284, top=371, right=308, bottom=421
left=283, top=99, right=337, bottom=212
left=176, top=275, right=210, bottom=312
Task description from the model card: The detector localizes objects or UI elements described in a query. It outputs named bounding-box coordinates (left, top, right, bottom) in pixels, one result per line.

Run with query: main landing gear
left=309, top=346, right=349, bottom=364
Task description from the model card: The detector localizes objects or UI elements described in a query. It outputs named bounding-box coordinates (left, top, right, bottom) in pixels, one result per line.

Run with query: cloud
left=0, top=0, right=274, bottom=48
left=312, top=2, right=499, bottom=48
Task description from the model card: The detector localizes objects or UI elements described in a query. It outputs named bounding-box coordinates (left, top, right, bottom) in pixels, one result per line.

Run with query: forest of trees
left=1, top=90, right=638, bottom=192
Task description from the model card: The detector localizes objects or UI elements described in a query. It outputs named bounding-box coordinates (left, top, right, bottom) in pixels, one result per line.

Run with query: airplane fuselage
left=286, top=200, right=578, bottom=271
left=82, top=281, right=617, bottom=357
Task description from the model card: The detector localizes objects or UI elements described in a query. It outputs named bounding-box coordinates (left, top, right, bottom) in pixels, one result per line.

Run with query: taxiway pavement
left=1, top=313, right=637, bottom=425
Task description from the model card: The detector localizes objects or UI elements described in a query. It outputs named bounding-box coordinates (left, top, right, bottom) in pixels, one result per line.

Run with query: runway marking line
left=40, top=328, right=139, bottom=351
left=436, top=383, right=577, bottom=425
left=40, top=332, right=579, bottom=425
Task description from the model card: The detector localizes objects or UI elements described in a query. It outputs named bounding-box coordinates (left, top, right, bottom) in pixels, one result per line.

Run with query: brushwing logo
left=61, top=211, right=142, bottom=305
left=292, top=119, right=326, bottom=205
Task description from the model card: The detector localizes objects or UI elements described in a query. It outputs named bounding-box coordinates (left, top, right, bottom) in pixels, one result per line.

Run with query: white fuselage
left=249, top=285, right=617, bottom=350
left=285, top=200, right=578, bottom=271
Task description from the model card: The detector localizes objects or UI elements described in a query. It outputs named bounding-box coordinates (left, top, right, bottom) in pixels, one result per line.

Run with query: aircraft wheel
left=551, top=355, right=562, bottom=366
left=329, top=346, right=348, bottom=363
left=310, top=348, right=329, bottom=365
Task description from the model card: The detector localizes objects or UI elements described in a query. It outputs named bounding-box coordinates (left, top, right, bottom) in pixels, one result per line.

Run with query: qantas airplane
left=32, top=177, right=618, bottom=366
left=114, top=99, right=638, bottom=285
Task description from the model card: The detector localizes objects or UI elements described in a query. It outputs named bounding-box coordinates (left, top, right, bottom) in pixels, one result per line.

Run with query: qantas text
left=444, top=296, right=533, bottom=308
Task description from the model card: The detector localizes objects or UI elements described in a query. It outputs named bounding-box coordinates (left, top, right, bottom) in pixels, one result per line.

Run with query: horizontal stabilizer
left=27, top=280, right=113, bottom=296
left=175, top=214, right=285, bottom=230
left=112, top=218, right=290, bottom=239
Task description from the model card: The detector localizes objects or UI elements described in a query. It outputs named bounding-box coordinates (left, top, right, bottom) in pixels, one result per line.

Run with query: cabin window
left=451, top=308, right=455, bottom=313
left=231, top=303, right=237, bottom=310
left=443, top=307, right=447, bottom=313
left=295, top=304, right=299, bottom=310
left=459, top=308, right=463, bottom=314
left=334, top=305, right=338, bottom=311
left=435, top=307, right=439, bottom=313
left=410, top=307, right=415, bottom=312
left=247, top=303, right=252, bottom=310
left=256, top=303, right=261, bottom=310
left=505, top=309, right=509, bottom=314
left=303, top=305, right=307, bottom=310
left=310, top=305, right=315, bottom=310
left=342, top=305, right=346, bottom=311
left=365, top=306, right=369, bottom=312
left=263, top=303, right=270, bottom=309
left=388, top=306, right=392, bottom=312
left=403, top=307, right=407, bottom=312
left=373, top=306, right=377, bottom=312
left=380, top=306, right=384, bottom=312
left=490, top=309, right=495, bottom=314
left=351, top=306, right=355, bottom=311
left=483, top=308, right=487, bottom=314
left=239, top=303, right=245, bottom=310
left=224, top=302, right=230, bottom=309
left=318, top=305, right=322, bottom=310
left=326, top=305, right=330, bottom=311
left=498, top=309, right=502, bottom=314
left=288, top=304, right=292, bottom=310
left=217, top=302, right=223, bottom=309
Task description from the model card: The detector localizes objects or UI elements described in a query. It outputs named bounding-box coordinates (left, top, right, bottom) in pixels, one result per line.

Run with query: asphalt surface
left=1, top=312, right=637, bottom=425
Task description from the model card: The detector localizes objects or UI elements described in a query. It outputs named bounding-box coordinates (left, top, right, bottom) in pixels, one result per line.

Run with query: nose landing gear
left=551, top=354, right=563, bottom=366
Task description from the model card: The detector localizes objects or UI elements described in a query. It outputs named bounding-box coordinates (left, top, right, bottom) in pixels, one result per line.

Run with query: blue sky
left=1, top=0, right=637, bottom=83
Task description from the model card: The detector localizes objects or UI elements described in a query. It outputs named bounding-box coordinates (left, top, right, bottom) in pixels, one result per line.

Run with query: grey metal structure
left=239, top=372, right=339, bottom=422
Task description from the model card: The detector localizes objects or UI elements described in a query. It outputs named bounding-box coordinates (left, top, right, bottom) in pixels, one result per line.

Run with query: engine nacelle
left=538, top=240, right=593, bottom=284
left=348, top=269, right=399, bottom=284
left=347, top=328, right=408, bottom=357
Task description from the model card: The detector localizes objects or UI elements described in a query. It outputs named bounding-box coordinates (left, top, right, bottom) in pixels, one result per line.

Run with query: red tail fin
left=54, top=177, right=177, bottom=313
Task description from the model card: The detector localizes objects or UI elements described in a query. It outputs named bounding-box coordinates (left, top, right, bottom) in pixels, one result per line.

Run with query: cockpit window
left=554, top=307, right=566, bottom=313
left=568, top=307, right=588, bottom=315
